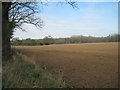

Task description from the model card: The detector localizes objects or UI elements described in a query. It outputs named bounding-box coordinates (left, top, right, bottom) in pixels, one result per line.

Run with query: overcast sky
left=13, top=2, right=118, bottom=39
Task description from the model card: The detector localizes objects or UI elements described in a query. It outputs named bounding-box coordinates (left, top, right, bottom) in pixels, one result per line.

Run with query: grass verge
left=2, top=50, right=67, bottom=88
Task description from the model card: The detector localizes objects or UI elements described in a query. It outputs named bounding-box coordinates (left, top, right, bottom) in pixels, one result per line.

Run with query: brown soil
left=14, top=42, right=118, bottom=88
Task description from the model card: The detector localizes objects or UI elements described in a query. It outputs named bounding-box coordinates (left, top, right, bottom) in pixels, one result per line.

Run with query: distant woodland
left=11, top=34, right=120, bottom=46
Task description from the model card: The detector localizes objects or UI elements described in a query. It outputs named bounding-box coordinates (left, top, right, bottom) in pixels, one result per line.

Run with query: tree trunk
left=2, top=2, right=12, bottom=61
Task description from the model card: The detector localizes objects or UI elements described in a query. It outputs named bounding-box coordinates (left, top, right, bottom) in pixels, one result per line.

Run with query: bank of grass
left=2, top=50, right=67, bottom=88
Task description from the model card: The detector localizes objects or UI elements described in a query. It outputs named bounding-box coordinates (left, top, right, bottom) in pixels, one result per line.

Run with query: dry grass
left=14, top=42, right=118, bottom=88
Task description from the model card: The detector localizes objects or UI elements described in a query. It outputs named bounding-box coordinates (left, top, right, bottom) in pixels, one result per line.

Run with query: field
left=14, top=42, right=118, bottom=88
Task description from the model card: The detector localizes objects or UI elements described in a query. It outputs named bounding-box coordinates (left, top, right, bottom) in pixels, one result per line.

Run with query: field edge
left=2, top=49, right=70, bottom=88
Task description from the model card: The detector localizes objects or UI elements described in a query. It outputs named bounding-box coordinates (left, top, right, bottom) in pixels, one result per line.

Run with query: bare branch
left=65, top=0, right=78, bottom=9
left=8, top=1, right=77, bottom=31
left=8, top=2, right=43, bottom=31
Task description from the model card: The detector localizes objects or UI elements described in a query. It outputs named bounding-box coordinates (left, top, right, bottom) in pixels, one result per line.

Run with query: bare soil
left=15, top=42, right=118, bottom=88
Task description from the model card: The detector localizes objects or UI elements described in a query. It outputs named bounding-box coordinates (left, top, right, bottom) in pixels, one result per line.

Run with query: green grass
left=2, top=50, right=67, bottom=88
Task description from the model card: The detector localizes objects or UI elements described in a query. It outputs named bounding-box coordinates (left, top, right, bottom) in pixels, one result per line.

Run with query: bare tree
left=2, top=1, right=77, bottom=60
left=2, top=2, right=43, bottom=60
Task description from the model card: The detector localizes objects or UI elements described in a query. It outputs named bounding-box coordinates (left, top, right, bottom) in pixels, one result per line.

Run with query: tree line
left=11, top=34, right=120, bottom=46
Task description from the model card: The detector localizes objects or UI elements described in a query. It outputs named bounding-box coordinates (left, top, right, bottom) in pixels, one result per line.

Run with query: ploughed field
left=14, top=42, right=118, bottom=88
